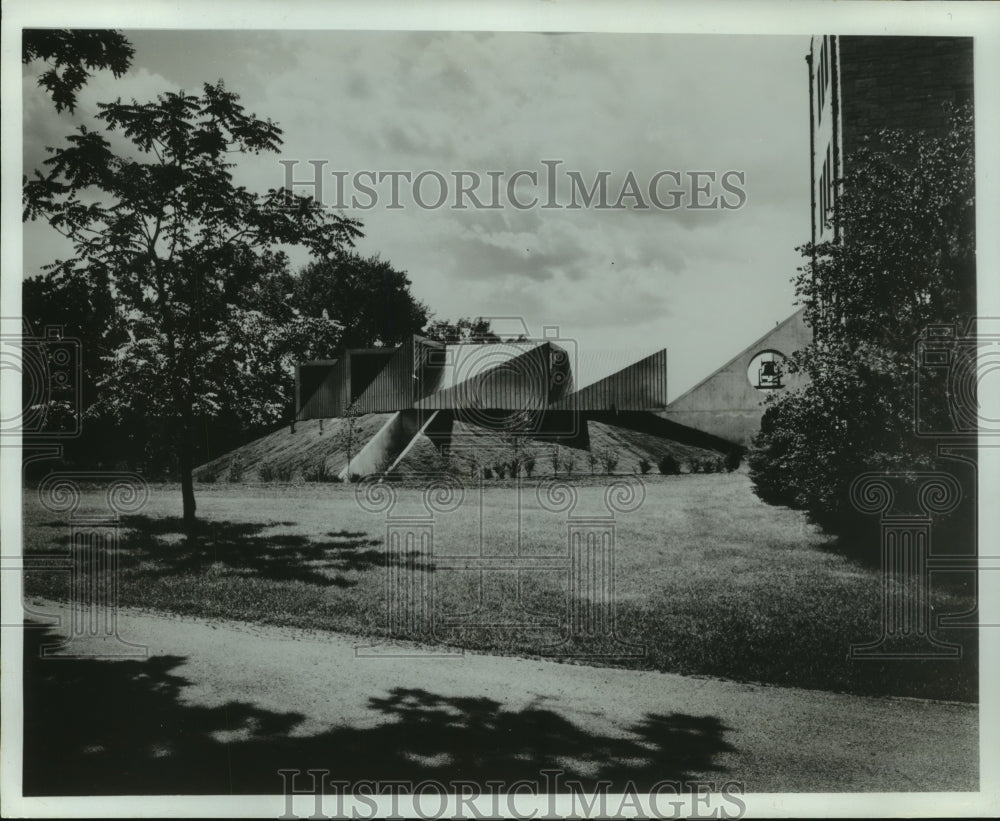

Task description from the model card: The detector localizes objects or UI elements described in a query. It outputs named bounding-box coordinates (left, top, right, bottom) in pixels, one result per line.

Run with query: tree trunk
left=178, top=415, right=197, bottom=529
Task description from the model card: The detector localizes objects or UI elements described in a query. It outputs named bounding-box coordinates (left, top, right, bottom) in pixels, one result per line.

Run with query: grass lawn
left=22, top=472, right=977, bottom=702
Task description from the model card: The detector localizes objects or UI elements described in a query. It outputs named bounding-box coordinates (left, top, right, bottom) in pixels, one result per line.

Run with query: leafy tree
left=21, top=272, right=129, bottom=469
left=423, top=316, right=499, bottom=343
left=23, top=81, right=362, bottom=525
left=23, top=29, right=134, bottom=113
left=22, top=271, right=121, bottom=414
left=749, top=105, right=974, bottom=533
left=293, top=253, right=429, bottom=348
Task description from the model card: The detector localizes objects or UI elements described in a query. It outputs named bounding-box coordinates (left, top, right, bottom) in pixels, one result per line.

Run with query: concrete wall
left=658, top=309, right=812, bottom=446
left=340, top=409, right=424, bottom=479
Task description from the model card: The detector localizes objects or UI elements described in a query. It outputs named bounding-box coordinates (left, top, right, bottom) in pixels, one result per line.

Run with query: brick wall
left=838, top=36, right=973, bottom=160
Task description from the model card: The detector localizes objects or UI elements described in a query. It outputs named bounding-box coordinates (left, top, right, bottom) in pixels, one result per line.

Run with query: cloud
left=20, top=29, right=813, bottom=398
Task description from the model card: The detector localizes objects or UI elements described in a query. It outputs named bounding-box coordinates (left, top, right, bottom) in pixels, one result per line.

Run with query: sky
left=22, top=29, right=811, bottom=399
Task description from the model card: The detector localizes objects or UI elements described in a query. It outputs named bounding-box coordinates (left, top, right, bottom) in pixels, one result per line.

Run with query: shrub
left=586, top=450, right=598, bottom=475
left=638, top=458, right=651, bottom=475
left=466, top=454, right=482, bottom=479
left=508, top=459, right=520, bottom=479
left=482, top=467, right=493, bottom=479
left=688, top=459, right=702, bottom=474
left=657, top=454, right=680, bottom=475
left=724, top=450, right=741, bottom=472
left=227, top=458, right=244, bottom=483
left=257, top=461, right=275, bottom=482
left=600, top=448, right=619, bottom=475
left=748, top=107, right=974, bottom=537
left=561, top=453, right=576, bottom=475
left=524, top=456, right=536, bottom=478
left=492, top=461, right=507, bottom=479
left=303, top=459, right=334, bottom=482
left=199, top=467, right=219, bottom=484
left=549, top=445, right=561, bottom=476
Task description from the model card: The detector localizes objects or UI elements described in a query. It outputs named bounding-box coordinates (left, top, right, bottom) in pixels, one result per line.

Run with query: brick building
left=807, top=35, right=973, bottom=246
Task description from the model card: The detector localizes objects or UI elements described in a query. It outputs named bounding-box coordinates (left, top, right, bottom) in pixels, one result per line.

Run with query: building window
left=817, top=36, right=833, bottom=125
left=817, top=40, right=825, bottom=119
left=826, top=144, right=834, bottom=223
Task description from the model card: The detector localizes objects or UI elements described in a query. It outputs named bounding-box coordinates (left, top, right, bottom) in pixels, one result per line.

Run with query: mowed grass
left=22, top=473, right=977, bottom=702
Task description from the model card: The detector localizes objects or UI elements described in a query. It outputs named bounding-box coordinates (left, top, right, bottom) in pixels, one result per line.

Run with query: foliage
left=302, top=459, right=337, bottom=483
left=658, top=454, right=680, bottom=475
left=599, top=447, right=619, bottom=475
left=23, top=29, right=134, bottom=113
left=338, top=402, right=361, bottom=476
left=638, top=458, right=651, bottom=475
left=560, top=452, right=577, bottom=476
left=749, top=105, right=974, bottom=533
left=548, top=445, right=561, bottom=477
left=23, top=81, right=362, bottom=524
left=423, top=317, right=499, bottom=344
left=723, top=450, right=741, bottom=473
left=292, top=253, right=429, bottom=348
left=227, top=457, right=245, bottom=483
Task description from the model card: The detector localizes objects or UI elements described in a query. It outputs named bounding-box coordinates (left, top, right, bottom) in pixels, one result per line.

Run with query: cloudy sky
left=22, top=29, right=811, bottom=398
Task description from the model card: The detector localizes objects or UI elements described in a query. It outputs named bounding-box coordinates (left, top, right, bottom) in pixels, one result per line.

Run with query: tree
left=293, top=253, right=429, bottom=348
left=423, top=316, right=500, bottom=344
left=749, top=105, right=974, bottom=533
left=24, top=81, right=362, bottom=526
left=21, top=271, right=128, bottom=469
left=23, top=29, right=134, bottom=113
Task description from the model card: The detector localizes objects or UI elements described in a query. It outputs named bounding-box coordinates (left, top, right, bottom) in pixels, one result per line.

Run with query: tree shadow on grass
left=22, top=624, right=736, bottom=796
left=32, top=516, right=441, bottom=589
left=34, top=516, right=391, bottom=588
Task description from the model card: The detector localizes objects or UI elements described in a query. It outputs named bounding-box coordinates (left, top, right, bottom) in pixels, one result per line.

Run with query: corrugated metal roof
left=571, top=347, right=667, bottom=390
left=435, top=341, right=546, bottom=391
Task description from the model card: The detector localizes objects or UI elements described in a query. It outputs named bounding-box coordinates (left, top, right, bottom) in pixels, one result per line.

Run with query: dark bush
left=724, top=450, right=741, bottom=472
left=657, top=454, right=680, bottom=475
left=227, top=458, right=244, bottom=483
left=638, top=458, right=651, bottom=475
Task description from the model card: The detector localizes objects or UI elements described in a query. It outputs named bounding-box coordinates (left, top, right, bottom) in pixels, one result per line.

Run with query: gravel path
left=22, top=601, right=978, bottom=795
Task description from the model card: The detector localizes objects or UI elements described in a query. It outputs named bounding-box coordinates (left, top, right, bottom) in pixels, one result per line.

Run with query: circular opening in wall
left=747, top=350, right=788, bottom=391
